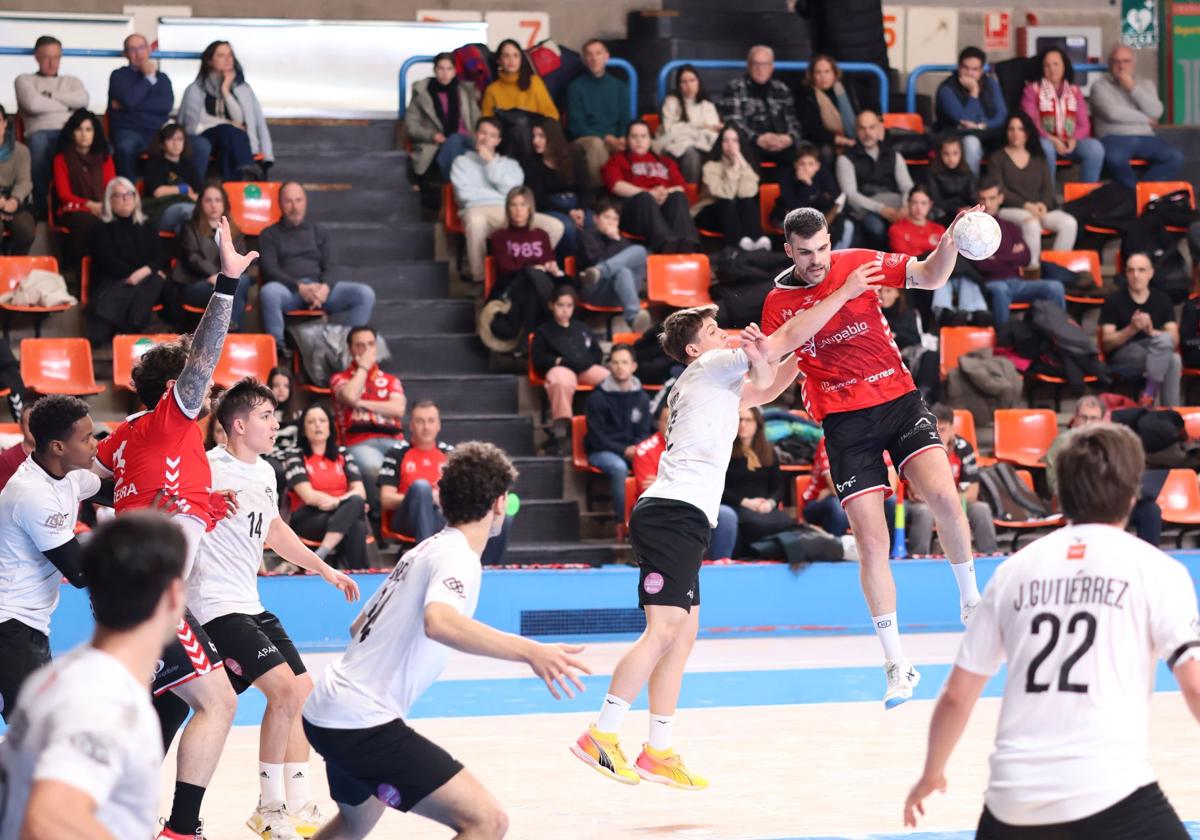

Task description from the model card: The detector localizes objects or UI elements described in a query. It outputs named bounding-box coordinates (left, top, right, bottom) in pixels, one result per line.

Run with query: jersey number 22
left=1025, top=611, right=1097, bottom=694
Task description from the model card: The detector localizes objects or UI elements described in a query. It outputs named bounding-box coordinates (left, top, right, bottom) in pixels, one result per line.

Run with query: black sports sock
left=167, top=781, right=206, bottom=834
left=153, top=691, right=191, bottom=752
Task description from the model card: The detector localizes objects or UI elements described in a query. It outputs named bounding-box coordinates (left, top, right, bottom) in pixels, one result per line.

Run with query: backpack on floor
left=978, top=463, right=1054, bottom=521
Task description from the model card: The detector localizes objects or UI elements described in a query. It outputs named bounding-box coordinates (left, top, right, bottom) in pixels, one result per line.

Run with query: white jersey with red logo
left=761, top=249, right=915, bottom=421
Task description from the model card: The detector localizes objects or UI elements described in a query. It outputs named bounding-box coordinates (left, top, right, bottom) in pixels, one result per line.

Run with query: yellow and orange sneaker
left=634, top=744, right=709, bottom=790
left=570, top=725, right=640, bottom=785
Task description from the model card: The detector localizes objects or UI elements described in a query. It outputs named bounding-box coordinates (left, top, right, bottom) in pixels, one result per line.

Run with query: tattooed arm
left=175, top=217, right=258, bottom=417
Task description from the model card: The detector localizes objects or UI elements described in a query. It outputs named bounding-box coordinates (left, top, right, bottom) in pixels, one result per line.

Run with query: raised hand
left=217, top=215, right=259, bottom=278
left=841, top=259, right=885, bottom=299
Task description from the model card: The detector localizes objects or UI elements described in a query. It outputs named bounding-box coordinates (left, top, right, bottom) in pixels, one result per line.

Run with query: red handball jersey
left=328, top=364, right=405, bottom=447
left=95, top=385, right=215, bottom=528
left=761, top=249, right=916, bottom=422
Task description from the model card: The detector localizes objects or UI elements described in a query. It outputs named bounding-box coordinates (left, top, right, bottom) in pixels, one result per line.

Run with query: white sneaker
left=755, top=235, right=772, bottom=251
left=246, top=801, right=302, bottom=840
left=840, top=534, right=859, bottom=561
left=738, top=236, right=756, bottom=251
left=884, top=660, right=921, bottom=710
left=290, top=801, right=327, bottom=838
left=961, top=600, right=980, bottom=626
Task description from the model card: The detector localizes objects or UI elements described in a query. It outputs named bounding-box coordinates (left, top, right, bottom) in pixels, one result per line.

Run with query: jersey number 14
left=248, top=511, right=264, bottom=538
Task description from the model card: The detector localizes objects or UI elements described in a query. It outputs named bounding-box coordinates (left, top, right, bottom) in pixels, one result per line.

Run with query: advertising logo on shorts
left=643, top=572, right=665, bottom=595
left=225, top=658, right=243, bottom=677
left=376, top=783, right=403, bottom=809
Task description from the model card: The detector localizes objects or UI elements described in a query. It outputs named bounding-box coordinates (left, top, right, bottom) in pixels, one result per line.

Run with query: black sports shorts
left=0, top=618, right=51, bottom=722
left=203, top=610, right=306, bottom=694
left=976, top=782, right=1189, bottom=839
left=630, top=497, right=709, bottom=611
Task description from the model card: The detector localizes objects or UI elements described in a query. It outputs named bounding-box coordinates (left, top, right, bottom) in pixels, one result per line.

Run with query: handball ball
left=952, top=211, right=1002, bottom=261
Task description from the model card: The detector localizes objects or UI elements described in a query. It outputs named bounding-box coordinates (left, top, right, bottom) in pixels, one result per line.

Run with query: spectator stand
left=905, top=61, right=1109, bottom=120
left=656, top=60, right=890, bottom=115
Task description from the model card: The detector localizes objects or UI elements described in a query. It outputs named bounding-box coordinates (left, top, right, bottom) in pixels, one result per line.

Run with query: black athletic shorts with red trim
left=822, top=390, right=943, bottom=506
left=203, top=610, right=306, bottom=694
left=152, top=608, right=224, bottom=696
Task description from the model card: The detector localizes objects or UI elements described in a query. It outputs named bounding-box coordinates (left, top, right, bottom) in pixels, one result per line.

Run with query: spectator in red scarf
left=1020, top=46, right=1104, bottom=189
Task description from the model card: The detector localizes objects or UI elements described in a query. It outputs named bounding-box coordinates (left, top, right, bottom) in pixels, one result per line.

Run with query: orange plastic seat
left=938, top=326, right=995, bottom=379
left=212, top=334, right=278, bottom=388
left=1042, top=250, right=1104, bottom=306
left=442, top=183, right=464, bottom=235
left=0, top=255, right=73, bottom=337
left=1157, top=468, right=1200, bottom=546
left=647, top=254, right=713, bottom=308
left=20, top=338, right=105, bottom=395
left=112, top=333, right=179, bottom=391
left=952, top=408, right=995, bottom=467
left=759, top=182, right=782, bottom=234
left=1136, top=181, right=1195, bottom=232
left=223, top=181, right=282, bottom=236
left=571, top=416, right=603, bottom=475
left=380, top=515, right=417, bottom=545
left=1169, top=406, right=1200, bottom=440
left=641, top=113, right=661, bottom=136
left=611, top=331, right=642, bottom=346
left=1062, top=182, right=1119, bottom=237
left=992, top=409, right=1058, bottom=468
left=883, top=112, right=924, bottom=133
left=485, top=255, right=578, bottom=302
left=793, top=474, right=813, bottom=523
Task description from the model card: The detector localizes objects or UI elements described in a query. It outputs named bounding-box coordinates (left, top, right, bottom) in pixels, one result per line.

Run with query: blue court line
left=764, top=824, right=1200, bottom=840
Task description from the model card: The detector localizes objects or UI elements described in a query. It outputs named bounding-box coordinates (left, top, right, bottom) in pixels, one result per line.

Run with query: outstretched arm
left=906, top=204, right=982, bottom=291
left=175, top=217, right=258, bottom=416
left=266, top=518, right=360, bottom=601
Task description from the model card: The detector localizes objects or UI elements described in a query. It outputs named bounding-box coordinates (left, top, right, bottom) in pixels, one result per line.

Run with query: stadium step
left=271, top=150, right=409, bottom=187
left=381, top=333, right=490, bottom=375
left=401, top=374, right=518, bottom=415
left=439, top=414, right=534, bottom=456
left=509, top=499, right=581, bottom=543
left=372, top=299, right=475, bottom=335
left=329, top=222, right=434, bottom=263
left=305, top=187, right=423, bottom=223
left=501, top=542, right=620, bottom=568
left=367, top=262, right=450, bottom=299
left=267, top=119, right=397, bottom=152
left=511, top=456, right=565, bottom=499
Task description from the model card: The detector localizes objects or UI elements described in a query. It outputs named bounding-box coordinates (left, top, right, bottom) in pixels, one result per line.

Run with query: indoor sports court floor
left=177, top=632, right=1200, bottom=840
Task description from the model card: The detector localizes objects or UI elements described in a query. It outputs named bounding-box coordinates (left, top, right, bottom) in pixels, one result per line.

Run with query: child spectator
left=771, top=144, right=851, bottom=248
left=531, top=285, right=607, bottom=454
left=578, top=198, right=652, bottom=334
left=141, top=122, right=196, bottom=233
left=927, top=134, right=977, bottom=226
left=693, top=123, right=768, bottom=251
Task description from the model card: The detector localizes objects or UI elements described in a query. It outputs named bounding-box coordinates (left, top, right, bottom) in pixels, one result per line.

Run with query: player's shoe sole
left=570, top=727, right=640, bottom=785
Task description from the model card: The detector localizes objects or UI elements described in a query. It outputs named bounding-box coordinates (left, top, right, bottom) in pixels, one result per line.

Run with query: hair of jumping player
left=439, top=441, right=518, bottom=526
left=930, top=403, right=955, bottom=427
left=733, top=406, right=776, bottom=469
left=84, top=513, right=186, bottom=630
left=131, top=335, right=192, bottom=409
left=29, top=394, right=90, bottom=454
left=659, top=303, right=719, bottom=364
left=1054, top=423, right=1143, bottom=525
left=783, top=207, right=828, bottom=242
left=298, top=403, right=341, bottom=463
left=216, top=377, right=277, bottom=435
left=346, top=325, right=376, bottom=350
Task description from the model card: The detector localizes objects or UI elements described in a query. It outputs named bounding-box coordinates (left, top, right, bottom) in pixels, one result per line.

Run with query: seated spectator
left=480, top=39, right=559, bottom=121
left=905, top=404, right=999, bottom=556
left=934, top=47, right=1007, bottom=176
left=142, top=123, right=197, bottom=234
left=15, top=35, right=89, bottom=217
left=987, top=113, right=1077, bottom=269
left=531, top=285, right=607, bottom=454
left=0, top=105, right=36, bottom=256
left=524, top=120, right=589, bottom=258
left=601, top=120, right=699, bottom=253
left=86, top=176, right=166, bottom=345
left=0, top=403, right=33, bottom=491
left=578, top=198, right=652, bottom=333
left=170, top=183, right=252, bottom=330
left=258, top=182, right=377, bottom=357
left=771, top=144, right=852, bottom=248
left=107, top=33, right=174, bottom=178
left=1100, top=252, right=1181, bottom=407
left=378, top=400, right=508, bottom=563
left=927, top=134, right=977, bottom=226
left=179, top=40, right=273, bottom=182
left=694, top=123, right=768, bottom=251
left=836, top=109, right=913, bottom=250
left=796, top=54, right=860, bottom=160
left=719, top=46, right=802, bottom=173
left=268, top=365, right=303, bottom=454
left=404, top=51, right=478, bottom=184
left=1020, top=46, right=1104, bottom=189
left=283, top=404, right=369, bottom=570
left=888, top=185, right=944, bottom=257
left=973, top=179, right=1065, bottom=327
left=566, top=39, right=629, bottom=197
left=633, top=401, right=738, bottom=558
left=652, top=64, right=721, bottom=183
left=1090, top=44, right=1183, bottom=189
left=329, top=326, right=406, bottom=512
left=51, top=109, right=114, bottom=271
left=451, top=117, right=564, bottom=284
left=724, top=407, right=793, bottom=549
left=583, top=344, right=653, bottom=527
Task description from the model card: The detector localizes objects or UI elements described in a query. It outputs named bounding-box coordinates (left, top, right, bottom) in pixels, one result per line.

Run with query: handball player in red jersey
left=761, top=205, right=985, bottom=709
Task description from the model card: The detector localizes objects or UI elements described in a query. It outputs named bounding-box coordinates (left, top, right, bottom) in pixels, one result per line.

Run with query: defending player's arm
left=1153, top=559, right=1200, bottom=723
left=20, top=781, right=118, bottom=840
left=904, top=204, right=984, bottom=291
left=175, top=216, right=258, bottom=416
left=265, top=517, right=360, bottom=601
left=739, top=330, right=799, bottom=409
left=763, top=264, right=880, bottom=362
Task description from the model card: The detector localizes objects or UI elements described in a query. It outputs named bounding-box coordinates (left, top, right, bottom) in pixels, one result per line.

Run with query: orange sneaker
left=634, top=744, right=709, bottom=790
left=570, top=724, right=639, bottom=785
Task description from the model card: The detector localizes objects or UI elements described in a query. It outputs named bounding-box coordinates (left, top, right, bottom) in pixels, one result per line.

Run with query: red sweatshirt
left=489, top=226, right=554, bottom=277
left=887, top=217, right=946, bottom=258
left=52, top=153, right=116, bottom=217
left=602, top=150, right=686, bottom=193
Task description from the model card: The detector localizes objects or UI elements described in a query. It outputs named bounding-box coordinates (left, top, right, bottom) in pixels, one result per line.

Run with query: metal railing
left=0, top=46, right=200, bottom=59
left=905, top=62, right=1110, bottom=114
left=656, top=59, right=890, bottom=113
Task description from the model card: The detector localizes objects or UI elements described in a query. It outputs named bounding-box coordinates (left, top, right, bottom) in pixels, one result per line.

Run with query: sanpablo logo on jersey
left=800, top=322, right=871, bottom=358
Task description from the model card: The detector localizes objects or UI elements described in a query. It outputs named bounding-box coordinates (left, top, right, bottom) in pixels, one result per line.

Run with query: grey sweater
left=14, top=73, right=89, bottom=134
left=1089, top=74, right=1163, bottom=138
left=258, top=218, right=337, bottom=291
left=987, top=149, right=1056, bottom=209
left=0, top=143, right=33, bottom=204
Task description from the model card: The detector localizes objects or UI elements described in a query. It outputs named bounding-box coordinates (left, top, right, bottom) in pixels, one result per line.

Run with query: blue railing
left=656, top=60, right=890, bottom=113
left=905, top=62, right=1110, bottom=114
left=397, top=55, right=639, bottom=120
left=0, top=46, right=200, bottom=59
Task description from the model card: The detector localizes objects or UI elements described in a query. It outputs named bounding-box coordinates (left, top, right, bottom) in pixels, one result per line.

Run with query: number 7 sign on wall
left=485, top=12, right=550, bottom=49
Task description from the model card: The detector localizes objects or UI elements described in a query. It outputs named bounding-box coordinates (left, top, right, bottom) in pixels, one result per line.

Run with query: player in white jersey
left=905, top=423, right=1200, bottom=838
left=0, top=513, right=189, bottom=839
left=571, top=283, right=875, bottom=790
left=302, top=442, right=589, bottom=840
left=191, top=379, right=360, bottom=840
left=0, top=395, right=100, bottom=722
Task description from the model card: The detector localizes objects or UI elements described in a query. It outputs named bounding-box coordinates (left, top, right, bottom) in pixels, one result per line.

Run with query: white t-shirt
left=304, top=528, right=482, bottom=728
left=641, top=348, right=748, bottom=526
left=188, top=447, right=280, bottom=624
left=955, top=523, right=1200, bottom=826
left=0, top=646, right=163, bottom=840
left=0, top=459, right=100, bottom=635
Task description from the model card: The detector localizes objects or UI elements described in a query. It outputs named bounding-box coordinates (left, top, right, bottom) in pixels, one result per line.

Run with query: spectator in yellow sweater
left=481, top=39, right=559, bottom=121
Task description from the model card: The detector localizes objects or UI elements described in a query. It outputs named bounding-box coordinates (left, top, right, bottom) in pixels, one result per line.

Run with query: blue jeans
left=961, top=134, right=984, bottom=177
left=984, top=278, right=1065, bottom=327
left=834, top=218, right=855, bottom=250
left=158, top=201, right=197, bottom=234
left=584, top=244, right=647, bottom=322
left=856, top=211, right=890, bottom=250
left=932, top=276, right=990, bottom=313
left=587, top=450, right=630, bottom=519
left=348, top=435, right=399, bottom=520
left=709, top=504, right=738, bottom=560
left=259, top=280, right=377, bottom=347
left=1038, top=136, right=1104, bottom=188
left=189, top=133, right=212, bottom=184
left=26, top=129, right=59, bottom=218
left=1099, top=134, right=1184, bottom=189
left=179, top=273, right=252, bottom=330
left=392, top=479, right=509, bottom=564
left=112, top=127, right=156, bottom=178
left=434, top=132, right=474, bottom=179
left=803, top=495, right=849, bottom=536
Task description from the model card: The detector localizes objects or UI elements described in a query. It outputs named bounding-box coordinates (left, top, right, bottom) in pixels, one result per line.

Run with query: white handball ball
left=952, top=211, right=1002, bottom=261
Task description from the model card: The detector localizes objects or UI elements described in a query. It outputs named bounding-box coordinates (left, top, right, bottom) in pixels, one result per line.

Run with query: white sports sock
left=595, top=693, right=631, bottom=734
left=951, top=560, right=982, bottom=605
left=648, top=714, right=673, bottom=751
left=872, top=612, right=906, bottom=664
left=259, top=762, right=286, bottom=807
left=284, top=762, right=311, bottom=811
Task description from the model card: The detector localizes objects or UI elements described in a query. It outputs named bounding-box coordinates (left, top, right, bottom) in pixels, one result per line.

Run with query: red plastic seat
left=20, top=338, right=105, bottom=395
left=0, top=255, right=73, bottom=337
left=759, top=183, right=782, bottom=234
left=641, top=113, right=661, bottom=136
left=212, top=334, right=278, bottom=388
left=647, top=254, right=713, bottom=308
left=112, top=333, right=179, bottom=391
left=992, top=409, right=1057, bottom=468
left=1043, top=249, right=1104, bottom=306
left=571, top=416, right=603, bottom=475
left=1062, top=182, right=1119, bottom=237
left=883, top=113, right=929, bottom=165
left=938, top=326, right=995, bottom=379
left=442, top=183, right=464, bottom=235
left=1157, top=468, right=1200, bottom=547
left=952, top=408, right=995, bottom=467
left=224, top=181, right=282, bottom=236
